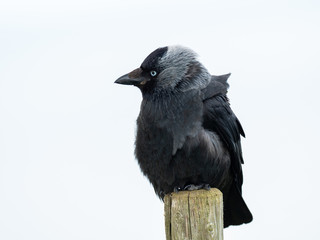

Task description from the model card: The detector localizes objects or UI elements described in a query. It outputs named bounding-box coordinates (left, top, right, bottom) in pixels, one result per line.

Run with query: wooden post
left=164, top=188, right=223, bottom=240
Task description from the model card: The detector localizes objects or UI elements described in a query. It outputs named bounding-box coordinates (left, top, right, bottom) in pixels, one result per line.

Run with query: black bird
left=115, top=46, right=252, bottom=227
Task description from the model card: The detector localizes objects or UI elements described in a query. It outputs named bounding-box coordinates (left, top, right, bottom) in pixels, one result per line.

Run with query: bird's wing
left=202, top=74, right=245, bottom=190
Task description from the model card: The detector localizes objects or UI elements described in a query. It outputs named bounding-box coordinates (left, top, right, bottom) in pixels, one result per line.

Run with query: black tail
left=223, top=183, right=253, bottom=228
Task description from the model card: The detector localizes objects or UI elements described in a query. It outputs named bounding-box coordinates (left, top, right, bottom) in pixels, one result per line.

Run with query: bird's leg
left=183, top=184, right=198, bottom=191
left=183, top=183, right=211, bottom=191
left=173, top=186, right=182, bottom=192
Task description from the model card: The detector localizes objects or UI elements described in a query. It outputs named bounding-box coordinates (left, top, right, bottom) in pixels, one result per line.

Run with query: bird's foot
left=174, top=186, right=182, bottom=193
left=183, top=183, right=211, bottom=191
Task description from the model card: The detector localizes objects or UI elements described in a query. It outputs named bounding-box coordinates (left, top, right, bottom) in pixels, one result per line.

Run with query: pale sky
left=1, top=1, right=320, bottom=239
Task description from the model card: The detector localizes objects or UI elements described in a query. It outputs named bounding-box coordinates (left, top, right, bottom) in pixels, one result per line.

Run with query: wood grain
left=164, top=189, right=223, bottom=240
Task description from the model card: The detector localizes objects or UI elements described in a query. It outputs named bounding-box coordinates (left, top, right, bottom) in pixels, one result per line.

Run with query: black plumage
left=115, top=46, right=253, bottom=227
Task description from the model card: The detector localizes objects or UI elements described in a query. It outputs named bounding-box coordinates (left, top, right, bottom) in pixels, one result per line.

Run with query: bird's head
left=115, top=46, right=211, bottom=94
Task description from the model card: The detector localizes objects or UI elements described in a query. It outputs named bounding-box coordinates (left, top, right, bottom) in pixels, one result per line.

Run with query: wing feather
left=202, top=75, right=245, bottom=190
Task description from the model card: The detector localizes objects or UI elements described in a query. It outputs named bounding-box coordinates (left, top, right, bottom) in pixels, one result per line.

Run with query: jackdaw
left=115, top=45, right=253, bottom=227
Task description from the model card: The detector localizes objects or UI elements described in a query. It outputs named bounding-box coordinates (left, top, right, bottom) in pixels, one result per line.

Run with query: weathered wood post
left=164, top=188, right=223, bottom=240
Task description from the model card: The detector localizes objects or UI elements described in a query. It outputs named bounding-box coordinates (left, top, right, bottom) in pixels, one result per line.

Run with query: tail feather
left=223, top=183, right=253, bottom=228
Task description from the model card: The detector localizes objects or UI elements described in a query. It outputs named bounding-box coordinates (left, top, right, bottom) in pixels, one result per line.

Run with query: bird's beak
left=115, top=68, right=148, bottom=86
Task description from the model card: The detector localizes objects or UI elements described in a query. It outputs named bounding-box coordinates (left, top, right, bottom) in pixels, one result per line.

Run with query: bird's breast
left=136, top=91, right=204, bottom=160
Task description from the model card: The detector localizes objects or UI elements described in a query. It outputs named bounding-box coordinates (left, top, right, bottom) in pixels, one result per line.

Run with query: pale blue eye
left=150, top=70, right=157, bottom=77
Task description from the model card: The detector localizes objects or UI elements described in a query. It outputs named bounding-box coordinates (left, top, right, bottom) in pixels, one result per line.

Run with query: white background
left=1, top=0, right=320, bottom=239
